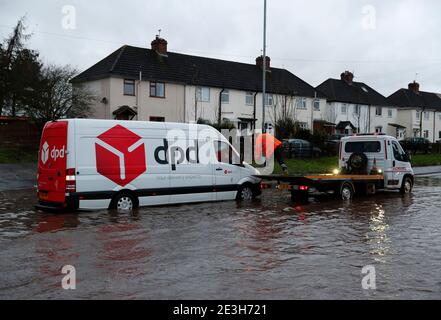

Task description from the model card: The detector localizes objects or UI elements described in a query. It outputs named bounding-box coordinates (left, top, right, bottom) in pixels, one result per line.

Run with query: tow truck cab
left=339, top=134, right=414, bottom=191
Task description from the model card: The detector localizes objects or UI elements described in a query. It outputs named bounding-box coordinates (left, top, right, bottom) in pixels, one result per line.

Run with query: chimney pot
left=256, top=55, right=271, bottom=70
left=408, top=81, right=420, bottom=94
left=151, top=36, right=168, bottom=55
left=341, top=71, right=354, bottom=85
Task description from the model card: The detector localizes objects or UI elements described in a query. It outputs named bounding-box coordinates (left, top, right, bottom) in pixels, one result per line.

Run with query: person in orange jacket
left=255, top=133, right=289, bottom=174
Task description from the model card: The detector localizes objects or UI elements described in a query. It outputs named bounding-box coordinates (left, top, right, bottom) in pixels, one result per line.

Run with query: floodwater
left=1, top=176, right=441, bottom=300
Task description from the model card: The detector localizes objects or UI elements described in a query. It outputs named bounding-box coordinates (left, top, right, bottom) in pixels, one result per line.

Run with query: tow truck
left=257, top=134, right=415, bottom=201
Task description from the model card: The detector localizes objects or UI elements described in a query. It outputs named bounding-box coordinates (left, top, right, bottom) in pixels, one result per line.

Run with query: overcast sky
left=1, top=0, right=441, bottom=96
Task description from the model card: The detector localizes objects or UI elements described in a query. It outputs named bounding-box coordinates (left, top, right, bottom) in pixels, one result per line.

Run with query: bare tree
left=25, top=65, right=96, bottom=129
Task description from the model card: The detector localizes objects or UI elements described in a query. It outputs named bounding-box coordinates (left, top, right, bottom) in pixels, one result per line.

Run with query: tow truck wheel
left=340, top=183, right=354, bottom=201
left=400, top=177, right=413, bottom=194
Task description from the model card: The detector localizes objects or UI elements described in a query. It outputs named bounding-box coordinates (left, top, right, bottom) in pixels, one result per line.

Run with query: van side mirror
left=405, top=152, right=412, bottom=162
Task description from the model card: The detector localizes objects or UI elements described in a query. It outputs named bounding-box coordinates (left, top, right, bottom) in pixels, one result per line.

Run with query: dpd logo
left=95, top=125, right=146, bottom=187
left=41, top=141, right=49, bottom=164
left=40, top=142, right=66, bottom=164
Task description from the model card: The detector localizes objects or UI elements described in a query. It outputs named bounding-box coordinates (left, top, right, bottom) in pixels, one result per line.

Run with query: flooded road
left=1, top=176, right=441, bottom=299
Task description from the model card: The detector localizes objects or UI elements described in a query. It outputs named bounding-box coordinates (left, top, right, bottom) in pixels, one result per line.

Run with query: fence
left=0, top=117, right=39, bottom=149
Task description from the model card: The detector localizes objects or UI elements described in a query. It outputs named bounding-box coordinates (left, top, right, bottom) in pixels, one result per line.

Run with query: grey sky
left=1, top=0, right=440, bottom=96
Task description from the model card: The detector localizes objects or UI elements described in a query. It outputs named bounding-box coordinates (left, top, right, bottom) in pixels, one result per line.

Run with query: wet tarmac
left=1, top=175, right=441, bottom=299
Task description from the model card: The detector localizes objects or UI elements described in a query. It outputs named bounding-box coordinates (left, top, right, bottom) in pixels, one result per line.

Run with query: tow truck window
left=392, top=141, right=408, bottom=162
left=214, top=141, right=240, bottom=165
left=345, top=141, right=381, bottom=153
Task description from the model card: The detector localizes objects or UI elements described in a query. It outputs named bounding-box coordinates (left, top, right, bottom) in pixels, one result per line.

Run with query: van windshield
left=345, top=141, right=381, bottom=153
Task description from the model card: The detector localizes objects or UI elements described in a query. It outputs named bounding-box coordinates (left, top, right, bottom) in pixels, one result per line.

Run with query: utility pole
left=262, top=0, right=267, bottom=133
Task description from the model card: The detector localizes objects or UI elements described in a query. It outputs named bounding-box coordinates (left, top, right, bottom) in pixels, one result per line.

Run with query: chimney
left=256, top=55, right=271, bottom=70
left=340, top=71, right=354, bottom=85
left=151, top=35, right=168, bottom=56
left=408, top=81, right=420, bottom=94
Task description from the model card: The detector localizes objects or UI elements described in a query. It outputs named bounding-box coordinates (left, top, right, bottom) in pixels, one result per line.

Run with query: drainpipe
left=183, top=84, right=187, bottom=123
left=311, top=92, right=317, bottom=134
left=368, top=105, right=371, bottom=133
left=253, top=92, right=258, bottom=130
left=434, top=110, right=436, bottom=142
left=420, top=107, right=424, bottom=138
left=218, top=88, right=225, bottom=128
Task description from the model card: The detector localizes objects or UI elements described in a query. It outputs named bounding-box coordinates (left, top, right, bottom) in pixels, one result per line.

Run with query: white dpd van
left=36, top=119, right=261, bottom=212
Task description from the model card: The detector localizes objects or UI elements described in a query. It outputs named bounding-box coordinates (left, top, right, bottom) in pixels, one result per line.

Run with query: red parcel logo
left=95, top=125, right=146, bottom=187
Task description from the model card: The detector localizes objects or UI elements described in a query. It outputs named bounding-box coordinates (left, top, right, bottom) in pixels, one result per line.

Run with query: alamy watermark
left=361, top=4, right=376, bottom=30
left=361, top=265, right=376, bottom=290
left=61, top=265, right=76, bottom=290
left=61, top=5, right=76, bottom=30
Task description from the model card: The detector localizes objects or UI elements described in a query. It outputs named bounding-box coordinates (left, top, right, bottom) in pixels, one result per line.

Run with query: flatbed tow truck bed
left=256, top=174, right=385, bottom=200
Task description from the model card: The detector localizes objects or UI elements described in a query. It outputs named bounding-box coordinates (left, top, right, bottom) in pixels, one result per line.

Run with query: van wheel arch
left=109, top=190, right=139, bottom=210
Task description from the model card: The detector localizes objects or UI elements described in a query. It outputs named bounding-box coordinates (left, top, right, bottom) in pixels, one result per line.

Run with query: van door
left=38, top=121, right=68, bottom=204
left=390, top=140, right=411, bottom=189
left=214, top=140, right=241, bottom=201
left=168, top=138, right=215, bottom=204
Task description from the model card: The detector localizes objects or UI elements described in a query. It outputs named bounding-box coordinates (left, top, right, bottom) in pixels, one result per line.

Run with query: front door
left=391, top=140, right=411, bottom=189
left=214, top=140, right=241, bottom=201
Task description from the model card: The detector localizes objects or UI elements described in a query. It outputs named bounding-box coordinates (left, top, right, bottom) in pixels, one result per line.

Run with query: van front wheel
left=111, top=192, right=138, bottom=212
left=400, top=177, right=413, bottom=194
left=237, top=184, right=255, bottom=201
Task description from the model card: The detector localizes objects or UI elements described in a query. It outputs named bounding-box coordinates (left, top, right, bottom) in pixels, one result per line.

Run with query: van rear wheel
left=111, top=192, right=138, bottom=212
left=340, top=182, right=354, bottom=201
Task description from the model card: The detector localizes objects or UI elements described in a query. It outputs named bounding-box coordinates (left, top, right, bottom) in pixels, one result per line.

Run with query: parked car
left=399, top=137, right=432, bottom=154
left=282, top=139, right=322, bottom=158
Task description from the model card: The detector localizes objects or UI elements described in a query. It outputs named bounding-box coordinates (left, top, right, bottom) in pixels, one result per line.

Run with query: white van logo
left=51, top=146, right=66, bottom=161
left=41, top=142, right=66, bottom=164
left=41, top=141, right=49, bottom=164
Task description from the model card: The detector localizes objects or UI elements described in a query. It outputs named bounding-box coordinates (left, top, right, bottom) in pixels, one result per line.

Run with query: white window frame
left=313, top=99, right=320, bottom=111
left=354, top=105, right=360, bottom=115
left=196, top=87, right=210, bottom=102
left=246, top=92, right=254, bottom=106
left=299, top=122, right=308, bottom=130
left=388, top=109, right=393, bottom=118
left=221, top=89, right=230, bottom=104
left=424, top=111, right=430, bottom=120
left=296, top=97, right=307, bottom=110
left=416, top=111, right=421, bottom=120
left=265, top=94, right=274, bottom=106
left=341, top=103, right=347, bottom=115
left=376, top=106, right=383, bottom=117
left=423, top=130, right=429, bottom=139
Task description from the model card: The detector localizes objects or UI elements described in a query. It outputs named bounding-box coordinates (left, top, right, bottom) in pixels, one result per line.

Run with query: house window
left=298, top=122, right=308, bottom=130
left=246, top=92, right=254, bottom=106
left=221, top=89, right=230, bottom=104
left=424, top=111, right=430, bottom=120
left=341, top=104, right=347, bottom=115
left=313, top=99, right=320, bottom=111
left=354, top=105, right=360, bottom=115
left=416, top=111, right=420, bottom=120
left=376, top=106, right=382, bottom=116
left=196, top=87, right=210, bottom=102
left=375, top=126, right=383, bottom=134
left=150, top=82, right=165, bottom=98
left=297, top=98, right=307, bottom=110
left=438, top=113, right=441, bottom=121
left=424, top=130, right=429, bottom=139
left=265, top=94, right=274, bottom=106
left=150, top=116, right=165, bottom=122
left=388, top=109, right=393, bottom=118
left=123, top=79, right=135, bottom=96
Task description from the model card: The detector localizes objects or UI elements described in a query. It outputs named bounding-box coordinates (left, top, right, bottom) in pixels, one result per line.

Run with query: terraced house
left=316, top=71, right=400, bottom=138
left=71, top=36, right=327, bottom=132
left=388, top=82, right=441, bottom=143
